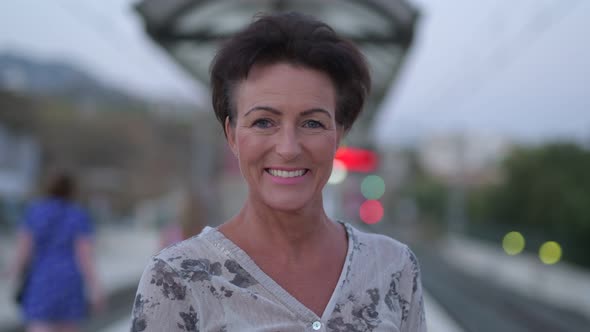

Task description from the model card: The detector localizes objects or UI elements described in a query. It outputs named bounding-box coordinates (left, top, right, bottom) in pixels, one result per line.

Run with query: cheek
left=310, top=134, right=340, bottom=163
left=235, top=131, right=264, bottom=161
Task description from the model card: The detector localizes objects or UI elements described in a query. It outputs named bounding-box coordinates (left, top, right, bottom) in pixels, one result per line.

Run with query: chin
left=260, top=192, right=319, bottom=213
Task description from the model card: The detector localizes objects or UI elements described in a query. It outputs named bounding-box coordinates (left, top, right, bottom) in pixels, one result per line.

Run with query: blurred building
left=0, top=92, right=41, bottom=228
left=0, top=88, right=211, bottom=227
left=416, top=132, right=512, bottom=186
left=0, top=126, right=39, bottom=199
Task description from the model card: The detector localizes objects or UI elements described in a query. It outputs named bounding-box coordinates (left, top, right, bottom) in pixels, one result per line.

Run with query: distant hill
left=0, top=52, right=136, bottom=105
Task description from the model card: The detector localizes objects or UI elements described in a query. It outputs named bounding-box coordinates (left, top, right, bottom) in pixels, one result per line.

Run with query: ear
left=225, top=116, right=238, bottom=156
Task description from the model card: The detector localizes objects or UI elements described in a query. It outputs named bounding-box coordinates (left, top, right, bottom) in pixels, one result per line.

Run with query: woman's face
left=226, top=62, right=342, bottom=212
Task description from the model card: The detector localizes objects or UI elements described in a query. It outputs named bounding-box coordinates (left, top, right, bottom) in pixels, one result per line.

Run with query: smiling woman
left=227, top=63, right=340, bottom=213
left=131, top=12, right=426, bottom=332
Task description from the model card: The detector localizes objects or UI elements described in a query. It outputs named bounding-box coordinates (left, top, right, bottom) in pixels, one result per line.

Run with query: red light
left=334, top=147, right=378, bottom=173
left=359, top=200, right=384, bottom=224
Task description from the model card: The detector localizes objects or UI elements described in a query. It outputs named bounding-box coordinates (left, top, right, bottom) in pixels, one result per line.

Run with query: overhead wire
left=415, top=1, right=508, bottom=113
left=415, top=0, right=584, bottom=117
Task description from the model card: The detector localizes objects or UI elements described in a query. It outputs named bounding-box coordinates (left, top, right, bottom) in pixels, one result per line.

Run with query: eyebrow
left=244, top=106, right=332, bottom=118
left=301, top=108, right=332, bottom=118
left=244, top=106, right=281, bottom=117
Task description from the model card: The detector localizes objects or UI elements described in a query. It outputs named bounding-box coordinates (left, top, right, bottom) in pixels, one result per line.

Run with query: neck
left=221, top=195, right=339, bottom=260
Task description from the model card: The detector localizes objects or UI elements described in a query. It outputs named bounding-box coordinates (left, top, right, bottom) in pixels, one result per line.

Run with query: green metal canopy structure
left=135, top=0, right=419, bottom=144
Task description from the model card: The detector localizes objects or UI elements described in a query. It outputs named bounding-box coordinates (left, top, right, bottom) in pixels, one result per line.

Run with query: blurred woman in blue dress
left=9, top=172, right=104, bottom=332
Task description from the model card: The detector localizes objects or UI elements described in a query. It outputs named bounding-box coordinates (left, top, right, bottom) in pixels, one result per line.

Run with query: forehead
left=235, top=63, right=336, bottom=114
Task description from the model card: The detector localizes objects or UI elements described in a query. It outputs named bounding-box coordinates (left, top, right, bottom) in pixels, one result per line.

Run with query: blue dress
left=20, top=198, right=94, bottom=322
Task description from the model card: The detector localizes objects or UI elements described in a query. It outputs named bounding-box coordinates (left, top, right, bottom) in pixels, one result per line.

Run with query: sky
left=374, top=0, right=590, bottom=145
left=0, top=0, right=205, bottom=104
left=0, top=0, right=588, bottom=145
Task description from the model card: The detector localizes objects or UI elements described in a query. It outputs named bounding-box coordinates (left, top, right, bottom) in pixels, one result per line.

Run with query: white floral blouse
left=130, top=222, right=426, bottom=332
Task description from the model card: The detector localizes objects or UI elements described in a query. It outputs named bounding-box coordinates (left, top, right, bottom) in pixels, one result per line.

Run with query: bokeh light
left=539, top=241, right=562, bottom=264
left=328, top=159, right=347, bottom=184
left=502, top=231, right=525, bottom=255
left=361, top=175, right=385, bottom=200
left=359, top=200, right=384, bottom=224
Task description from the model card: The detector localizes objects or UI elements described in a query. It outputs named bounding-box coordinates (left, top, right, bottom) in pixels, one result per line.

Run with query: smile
left=265, top=169, right=308, bottom=178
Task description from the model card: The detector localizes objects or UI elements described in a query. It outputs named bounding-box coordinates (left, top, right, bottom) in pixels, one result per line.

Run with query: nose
left=275, top=126, right=301, bottom=161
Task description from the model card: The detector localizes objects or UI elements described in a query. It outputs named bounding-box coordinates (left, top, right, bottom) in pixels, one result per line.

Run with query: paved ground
left=442, top=235, right=590, bottom=319
left=418, top=235, right=590, bottom=332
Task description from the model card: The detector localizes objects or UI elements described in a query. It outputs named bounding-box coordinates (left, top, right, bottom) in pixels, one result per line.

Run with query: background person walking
left=7, top=171, right=104, bottom=332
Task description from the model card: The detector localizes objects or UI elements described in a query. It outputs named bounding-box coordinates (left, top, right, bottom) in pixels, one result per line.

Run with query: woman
left=9, top=172, right=103, bottom=332
left=132, top=12, right=426, bottom=331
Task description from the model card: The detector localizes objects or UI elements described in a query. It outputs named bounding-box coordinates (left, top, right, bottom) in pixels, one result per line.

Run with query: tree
left=472, top=142, right=590, bottom=267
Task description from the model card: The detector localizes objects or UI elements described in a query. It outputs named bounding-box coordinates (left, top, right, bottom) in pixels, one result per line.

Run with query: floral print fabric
left=131, top=223, right=426, bottom=332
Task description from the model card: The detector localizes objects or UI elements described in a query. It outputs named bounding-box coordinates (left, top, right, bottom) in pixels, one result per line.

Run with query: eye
left=252, top=118, right=273, bottom=129
left=302, top=120, right=325, bottom=129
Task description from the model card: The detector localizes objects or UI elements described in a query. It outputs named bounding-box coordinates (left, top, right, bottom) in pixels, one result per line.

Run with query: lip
left=265, top=166, right=308, bottom=171
left=264, top=167, right=309, bottom=185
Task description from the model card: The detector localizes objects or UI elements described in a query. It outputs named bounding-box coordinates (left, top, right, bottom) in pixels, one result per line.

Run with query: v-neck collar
left=203, top=221, right=355, bottom=322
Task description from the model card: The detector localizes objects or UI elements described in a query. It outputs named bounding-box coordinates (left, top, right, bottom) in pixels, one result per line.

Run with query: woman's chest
left=194, top=273, right=403, bottom=332
left=264, top=262, right=343, bottom=316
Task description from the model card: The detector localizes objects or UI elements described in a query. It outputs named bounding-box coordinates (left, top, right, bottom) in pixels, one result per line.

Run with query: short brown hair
left=46, top=172, right=76, bottom=200
left=210, top=12, right=371, bottom=136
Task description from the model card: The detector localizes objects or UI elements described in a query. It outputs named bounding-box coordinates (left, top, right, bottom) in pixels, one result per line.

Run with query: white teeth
left=268, top=169, right=306, bottom=178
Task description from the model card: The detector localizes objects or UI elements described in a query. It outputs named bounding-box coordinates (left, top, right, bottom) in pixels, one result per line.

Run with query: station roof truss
left=136, top=0, right=419, bottom=131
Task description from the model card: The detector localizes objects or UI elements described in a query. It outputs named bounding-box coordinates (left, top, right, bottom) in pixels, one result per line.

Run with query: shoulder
left=137, top=227, right=225, bottom=304
left=28, top=198, right=84, bottom=214
left=22, top=199, right=55, bottom=223
left=25, top=198, right=50, bottom=212
left=150, top=227, right=220, bottom=273
left=345, top=223, right=417, bottom=270
left=63, top=201, right=89, bottom=217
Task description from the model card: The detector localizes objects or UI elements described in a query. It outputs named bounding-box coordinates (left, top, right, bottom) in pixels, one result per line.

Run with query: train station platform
left=442, top=235, right=590, bottom=318
left=420, top=234, right=590, bottom=331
